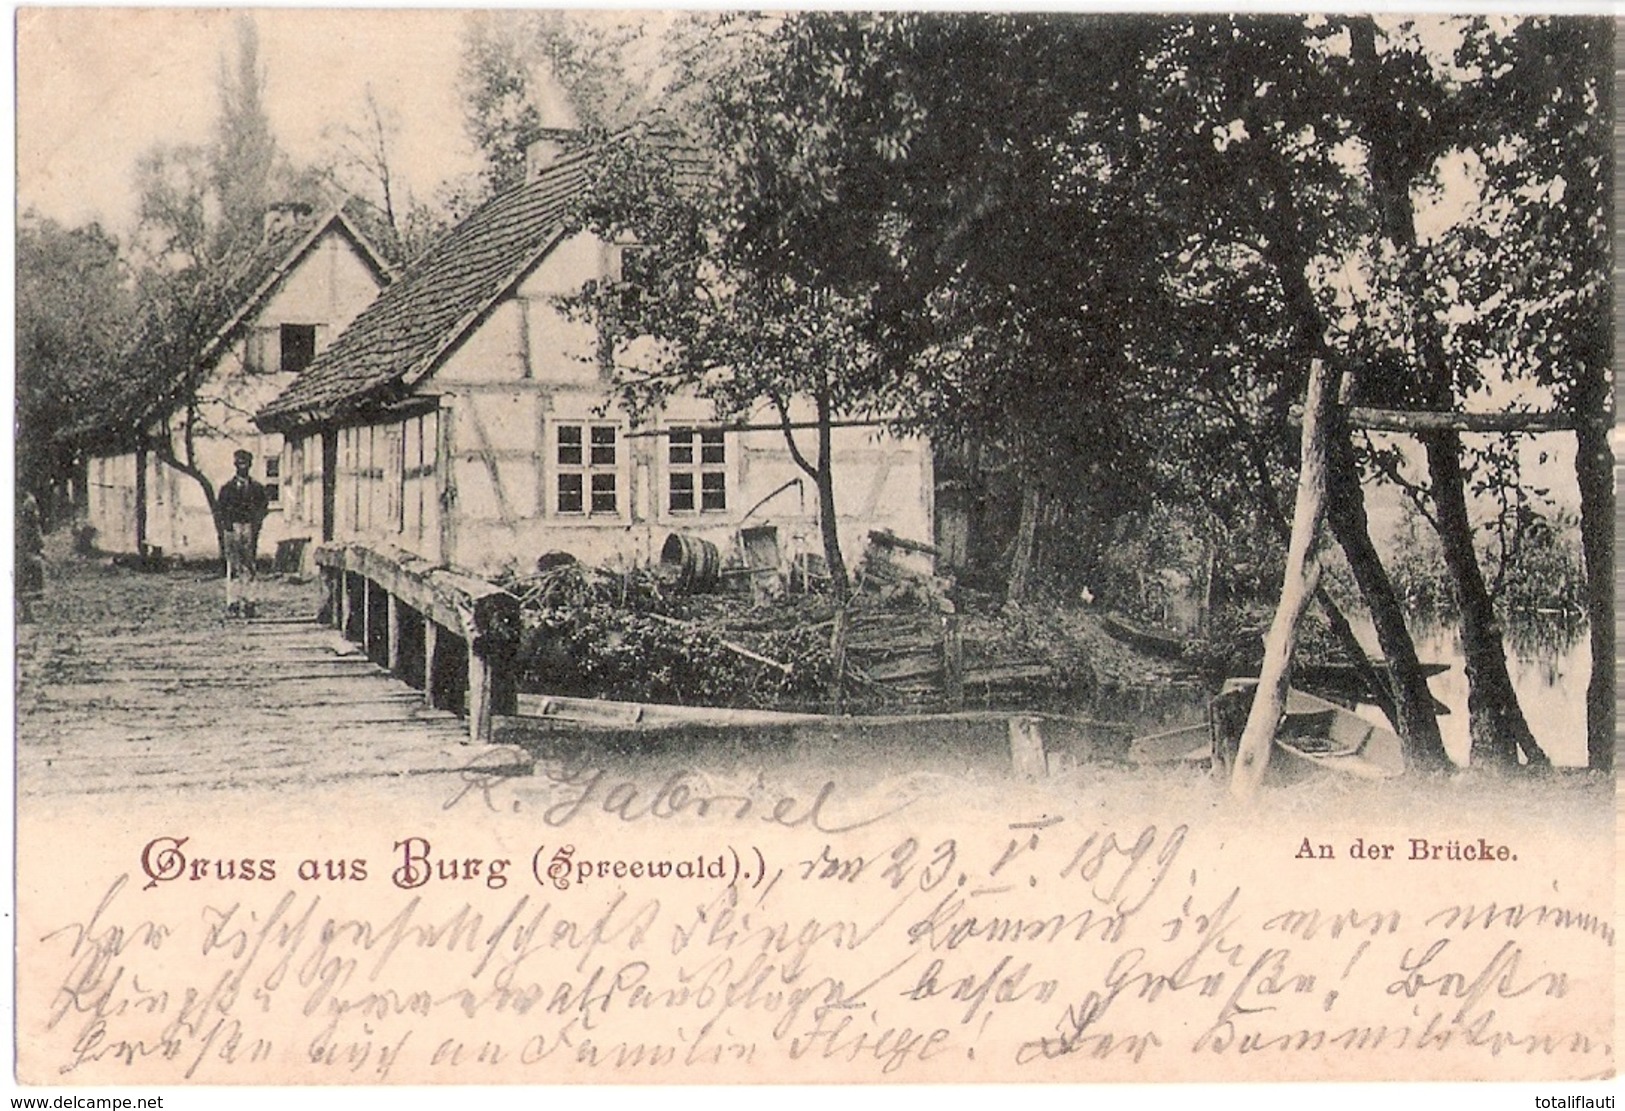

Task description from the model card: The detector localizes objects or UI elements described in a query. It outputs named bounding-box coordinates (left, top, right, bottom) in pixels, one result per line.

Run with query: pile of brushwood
left=501, top=561, right=836, bottom=709
left=499, top=559, right=1201, bottom=714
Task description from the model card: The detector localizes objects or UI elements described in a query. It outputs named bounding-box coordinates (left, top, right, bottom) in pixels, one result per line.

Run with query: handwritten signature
left=443, top=748, right=913, bottom=834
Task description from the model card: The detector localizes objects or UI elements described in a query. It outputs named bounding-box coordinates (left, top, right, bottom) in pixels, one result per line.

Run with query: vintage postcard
left=12, top=8, right=1618, bottom=1104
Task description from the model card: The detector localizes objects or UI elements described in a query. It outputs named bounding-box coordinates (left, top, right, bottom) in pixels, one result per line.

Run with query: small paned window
left=590, top=426, right=617, bottom=467
left=558, top=426, right=583, bottom=467
left=590, top=473, right=617, bottom=514
left=667, top=427, right=726, bottom=514
left=555, top=423, right=620, bottom=516
left=265, top=456, right=281, bottom=504
left=615, top=245, right=656, bottom=312
left=557, top=473, right=584, bottom=514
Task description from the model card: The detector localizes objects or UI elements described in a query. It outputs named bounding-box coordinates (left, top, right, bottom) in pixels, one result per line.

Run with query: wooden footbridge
left=15, top=547, right=478, bottom=798
left=16, top=541, right=1140, bottom=800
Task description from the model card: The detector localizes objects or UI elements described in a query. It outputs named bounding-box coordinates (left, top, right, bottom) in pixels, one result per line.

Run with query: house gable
left=78, top=209, right=392, bottom=561
left=255, top=149, right=595, bottom=433
left=198, top=210, right=392, bottom=378
left=207, top=223, right=392, bottom=435
left=433, top=231, right=605, bottom=389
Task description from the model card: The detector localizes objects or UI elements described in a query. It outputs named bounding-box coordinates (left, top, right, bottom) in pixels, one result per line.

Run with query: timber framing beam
left=1290, top=405, right=1579, bottom=434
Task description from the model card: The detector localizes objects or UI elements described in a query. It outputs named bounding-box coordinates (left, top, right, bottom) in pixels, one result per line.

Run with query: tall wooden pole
left=828, top=605, right=850, bottom=714
left=1231, top=359, right=1340, bottom=800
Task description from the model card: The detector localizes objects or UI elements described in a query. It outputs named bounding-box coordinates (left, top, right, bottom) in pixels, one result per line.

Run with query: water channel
left=1104, top=615, right=1592, bottom=770
left=1406, top=617, right=1591, bottom=768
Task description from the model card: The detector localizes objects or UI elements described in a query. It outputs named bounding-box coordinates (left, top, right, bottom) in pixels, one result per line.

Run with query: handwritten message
left=23, top=773, right=1613, bottom=1085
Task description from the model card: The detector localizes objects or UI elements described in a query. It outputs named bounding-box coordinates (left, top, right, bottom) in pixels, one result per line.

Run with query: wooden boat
left=1294, top=660, right=1451, bottom=715
left=1209, top=678, right=1406, bottom=783
left=1104, top=614, right=1275, bottom=670
left=1126, top=721, right=1212, bottom=766
left=1100, top=612, right=1188, bottom=659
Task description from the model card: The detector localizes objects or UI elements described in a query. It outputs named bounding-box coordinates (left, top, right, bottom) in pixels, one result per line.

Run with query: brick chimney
left=263, top=201, right=313, bottom=242
left=525, top=128, right=582, bottom=181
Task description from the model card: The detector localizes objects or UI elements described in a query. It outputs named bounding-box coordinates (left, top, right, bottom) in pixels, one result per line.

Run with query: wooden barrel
left=660, top=532, right=720, bottom=590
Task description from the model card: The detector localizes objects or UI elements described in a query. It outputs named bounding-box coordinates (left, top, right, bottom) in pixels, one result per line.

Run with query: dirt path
left=15, top=542, right=474, bottom=797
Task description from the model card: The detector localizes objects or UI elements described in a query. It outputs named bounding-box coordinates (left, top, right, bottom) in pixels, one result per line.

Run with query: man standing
left=218, top=448, right=270, bottom=617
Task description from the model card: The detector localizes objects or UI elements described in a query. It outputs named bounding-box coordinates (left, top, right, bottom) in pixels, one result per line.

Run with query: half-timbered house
left=83, top=203, right=392, bottom=561
left=256, top=143, right=933, bottom=581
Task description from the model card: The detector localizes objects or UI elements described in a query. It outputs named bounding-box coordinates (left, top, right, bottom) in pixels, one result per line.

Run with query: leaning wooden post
left=1231, top=358, right=1340, bottom=800
left=467, top=640, right=493, bottom=744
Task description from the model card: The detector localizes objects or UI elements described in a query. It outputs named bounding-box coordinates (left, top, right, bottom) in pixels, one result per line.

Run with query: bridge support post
left=424, top=622, right=443, bottom=709
left=387, top=594, right=402, bottom=674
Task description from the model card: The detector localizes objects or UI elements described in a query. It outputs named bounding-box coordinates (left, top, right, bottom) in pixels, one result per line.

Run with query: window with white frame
left=554, top=422, right=621, bottom=516
left=666, top=427, right=727, bottom=515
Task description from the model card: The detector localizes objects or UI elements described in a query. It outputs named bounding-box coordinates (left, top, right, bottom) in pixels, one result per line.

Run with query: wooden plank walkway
left=16, top=553, right=476, bottom=798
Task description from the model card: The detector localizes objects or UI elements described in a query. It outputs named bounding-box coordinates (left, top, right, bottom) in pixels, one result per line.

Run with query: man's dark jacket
left=217, top=476, right=270, bottom=527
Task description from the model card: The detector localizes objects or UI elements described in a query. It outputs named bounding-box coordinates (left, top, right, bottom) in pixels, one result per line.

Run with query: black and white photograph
left=12, top=7, right=1617, bottom=1098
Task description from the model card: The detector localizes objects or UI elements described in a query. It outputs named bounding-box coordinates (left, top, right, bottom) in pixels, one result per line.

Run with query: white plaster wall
left=260, top=231, right=381, bottom=337
left=438, top=301, right=526, bottom=384
left=331, top=231, right=935, bottom=579
left=430, top=388, right=932, bottom=580
left=329, top=413, right=444, bottom=567
left=516, top=232, right=604, bottom=385
left=85, top=452, right=137, bottom=552
left=90, top=227, right=384, bottom=557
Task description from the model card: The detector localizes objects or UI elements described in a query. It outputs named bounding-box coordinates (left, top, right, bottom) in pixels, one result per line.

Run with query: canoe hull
left=1209, top=678, right=1407, bottom=784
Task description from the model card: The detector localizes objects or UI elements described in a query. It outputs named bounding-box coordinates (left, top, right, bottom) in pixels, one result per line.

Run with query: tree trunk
left=134, top=443, right=149, bottom=556
left=1241, top=141, right=1434, bottom=755
left=1348, top=18, right=1546, bottom=772
left=814, top=393, right=849, bottom=598
left=1424, top=430, right=1549, bottom=769
left=1007, top=478, right=1040, bottom=604
left=1325, top=431, right=1452, bottom=771
left=1573, top=411, right=1614, bottom=771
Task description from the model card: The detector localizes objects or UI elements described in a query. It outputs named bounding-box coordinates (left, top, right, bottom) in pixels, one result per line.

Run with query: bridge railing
left=314, top=543, right=519, bottom=743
